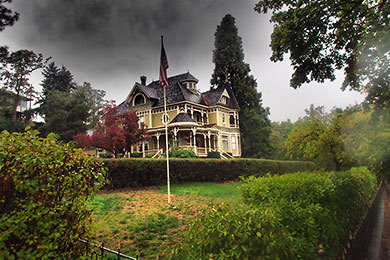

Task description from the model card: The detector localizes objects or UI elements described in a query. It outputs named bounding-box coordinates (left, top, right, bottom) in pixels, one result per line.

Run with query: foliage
left=0, top=129, right=106, bottom=259
left=169, top=149, right=197, bottom=158
left=0, top=88, right=30, bottom=131
left=269, top=120, right=294, bottom=160
left=285, top=105, right=353, bottom=170
left=102, top=158, right=316, bottom=188
left=255, top=0, right=389, bottom=108
left=39, top=88, right=92, bottom=143
left=0, top=0, right=19, bottom=31
left=207, top=151, right=221, bottom=158
left=38, top=63, right=106, bottom=142
left=173, top=168, right=377, bottom=259
left=74, top=104, right=150, bottom=157
left=0, top=46, right=49, bottom=121
left=211, top=14, right=272, bottom=158
left=130, top=152, right=143, bottom=158
left=342, top=106, right=390, bottom=179
left=40, top=62, right=75, bottom=99
left=99, top=152, right=113, bottom=158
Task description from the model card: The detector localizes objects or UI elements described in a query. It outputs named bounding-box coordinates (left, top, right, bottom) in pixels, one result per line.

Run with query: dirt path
left=379, top=181, right=390, bottom=259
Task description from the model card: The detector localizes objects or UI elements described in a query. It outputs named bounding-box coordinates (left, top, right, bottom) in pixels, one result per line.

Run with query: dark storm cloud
left=23, top=0, right=242, bottom=54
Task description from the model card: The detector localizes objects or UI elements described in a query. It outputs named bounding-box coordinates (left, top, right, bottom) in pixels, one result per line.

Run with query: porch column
left=203, top=133, right=207, bottom=151
left=207, top=131, right=211, bottom=152
left=192, top=127, right=197, bottom=153
left=173, top=127, right=178, bottom=142
left=156, top=133, right=161, bottom=150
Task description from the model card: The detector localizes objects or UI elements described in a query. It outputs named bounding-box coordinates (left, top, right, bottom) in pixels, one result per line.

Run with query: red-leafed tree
left=74, top=104, right=149, bottom=157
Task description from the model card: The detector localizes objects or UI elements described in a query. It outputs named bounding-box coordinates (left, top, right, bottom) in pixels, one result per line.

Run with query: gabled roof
left=120, top=72, right=239, bottom=111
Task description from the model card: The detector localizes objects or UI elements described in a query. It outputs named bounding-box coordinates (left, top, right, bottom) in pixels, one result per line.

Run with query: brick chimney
left=140, top=76, right=147, bottom=85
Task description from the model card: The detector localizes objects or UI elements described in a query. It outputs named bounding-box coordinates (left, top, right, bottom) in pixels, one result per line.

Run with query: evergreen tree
left=38, top=63, right=105, bottom=142
left=40, top=62, right=74, bottom=101
left=211, top=14, right=272, bottom=157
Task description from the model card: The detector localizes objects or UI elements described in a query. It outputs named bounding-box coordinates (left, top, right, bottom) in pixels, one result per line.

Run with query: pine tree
left=211, top=14, right=272, bottom=157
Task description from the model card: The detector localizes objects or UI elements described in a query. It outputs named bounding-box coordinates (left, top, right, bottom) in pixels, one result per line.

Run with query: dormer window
left=220, top=96, right=228, bottom=105
left=133, top=93, right=146, bottom=106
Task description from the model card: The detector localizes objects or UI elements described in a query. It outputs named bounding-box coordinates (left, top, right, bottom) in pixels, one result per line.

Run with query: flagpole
left=161, top=36, right=171, bottom=205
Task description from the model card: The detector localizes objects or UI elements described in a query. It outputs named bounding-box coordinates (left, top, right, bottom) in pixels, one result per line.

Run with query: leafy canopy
left=74, top=104, right=150, bottom=157
left=0, top=0, right=19, bottom=31
left=0, top=47, right=49, bottom=121
left=255, top=0, right=389, bottom=108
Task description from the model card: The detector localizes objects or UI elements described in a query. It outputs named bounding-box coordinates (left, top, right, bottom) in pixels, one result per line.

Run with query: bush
left=207, top=151, right=221, bottom=158
left=130, top=152, right=143, bottom=158
left=102, top=158, right=316, bottom=188
left=99, top=152, right=113, bottom=158
left=0, top=129, right=106, bottom=259
left=169, top=149, right=197, bottom=158
left=172, top=168, right=377, bottom=259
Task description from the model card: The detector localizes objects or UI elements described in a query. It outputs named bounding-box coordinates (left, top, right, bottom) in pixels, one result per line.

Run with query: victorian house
left=117, top=72, right=241, bottom=158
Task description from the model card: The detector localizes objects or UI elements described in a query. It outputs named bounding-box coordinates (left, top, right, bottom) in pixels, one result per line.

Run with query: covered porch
left=143, top=126, right=220, bottom=157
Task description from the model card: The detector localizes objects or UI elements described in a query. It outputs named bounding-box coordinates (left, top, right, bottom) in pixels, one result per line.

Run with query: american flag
left=159, top=37, right=169, bottom=88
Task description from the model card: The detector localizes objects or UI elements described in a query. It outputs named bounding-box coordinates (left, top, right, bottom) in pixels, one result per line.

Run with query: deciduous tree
left=211, top=14, right=272, bottom=157
left=0, top=0, right=19, bottom=31
left=0, top=47, right=49, bottom=121
left=74, top=104, right=150, bottom=157
left=255, top=0, right=389, bottom=108
left=285, top=105, right=352, bottom=170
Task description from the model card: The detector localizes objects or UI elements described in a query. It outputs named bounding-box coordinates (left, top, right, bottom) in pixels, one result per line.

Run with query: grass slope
left=88, top=182, right=241, bottom=259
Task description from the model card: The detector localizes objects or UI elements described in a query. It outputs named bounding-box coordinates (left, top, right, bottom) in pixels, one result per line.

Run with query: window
left=133, top=94, right=145, bottom=106
left=222, top=135, right=229, bottom=150
left=230, top=115, right=235, bottom=127
left=231, top=136, right=237, bottom=150
left=138, top=115, right=145, bottom=128
left=220, top=96, right=228, bottom=105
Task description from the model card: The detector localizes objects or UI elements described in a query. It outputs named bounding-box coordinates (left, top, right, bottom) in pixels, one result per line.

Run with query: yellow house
left=117, top=72, right=241, bottom=158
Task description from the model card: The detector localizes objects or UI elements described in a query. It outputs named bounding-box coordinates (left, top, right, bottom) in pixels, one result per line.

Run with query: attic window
left=133, top=93, right=146, bottom=106
left=220, top=96, right=228, bottom=105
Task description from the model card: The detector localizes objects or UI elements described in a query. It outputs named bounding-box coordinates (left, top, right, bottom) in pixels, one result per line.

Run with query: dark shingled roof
left=120, top=72, right=239, bottom=111
left=170, top=112, right=196, bottom=124
left=117, top=101, right=130, bottom=114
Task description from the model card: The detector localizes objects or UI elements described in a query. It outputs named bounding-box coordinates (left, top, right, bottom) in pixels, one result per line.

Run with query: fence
left=337, top=180, right=385, bottom=260
left=79, top=239, right=139, bottom=260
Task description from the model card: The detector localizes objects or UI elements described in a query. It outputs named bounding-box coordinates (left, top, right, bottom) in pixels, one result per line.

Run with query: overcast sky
left=1, top=0, right=365, bottom=122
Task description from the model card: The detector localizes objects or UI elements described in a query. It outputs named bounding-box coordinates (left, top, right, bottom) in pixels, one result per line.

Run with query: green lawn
left=88, top=181, right=241, bottom=259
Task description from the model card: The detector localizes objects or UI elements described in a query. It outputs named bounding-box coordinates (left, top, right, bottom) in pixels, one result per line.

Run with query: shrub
left=169, top=149, right=197, bottom=158
left=207, top=151, right=221, bottom=158
left=102, top=158, right=316, bottom=188
left=130, top=152, right=143, bottom=158
left=99, top=152, right=113, bottom=158
left=0, top=129, right=106, bottom=259
left=173, top=168, right=377, bottom=259
left=171, top=203, right=295, bottom=259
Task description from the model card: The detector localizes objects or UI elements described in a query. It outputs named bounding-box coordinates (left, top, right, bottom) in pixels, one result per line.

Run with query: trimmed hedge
left=172, top=167, right=378, bottom=259
left=101, top=158, right=316, bottom=188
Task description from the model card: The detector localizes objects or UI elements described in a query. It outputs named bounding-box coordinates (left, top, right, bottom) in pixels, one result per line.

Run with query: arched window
left=230, top=115, right=235, bottom=126
left=133, top=94, right=145, bottom=106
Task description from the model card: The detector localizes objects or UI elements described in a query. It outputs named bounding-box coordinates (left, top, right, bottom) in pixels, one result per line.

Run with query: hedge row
left=172, top=167, right=378, bottom=259
left=101, top=158, right=316, bottom=188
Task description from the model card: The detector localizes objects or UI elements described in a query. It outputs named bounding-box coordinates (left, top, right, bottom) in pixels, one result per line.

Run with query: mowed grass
left=87, top=182, right=241, bottom=259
